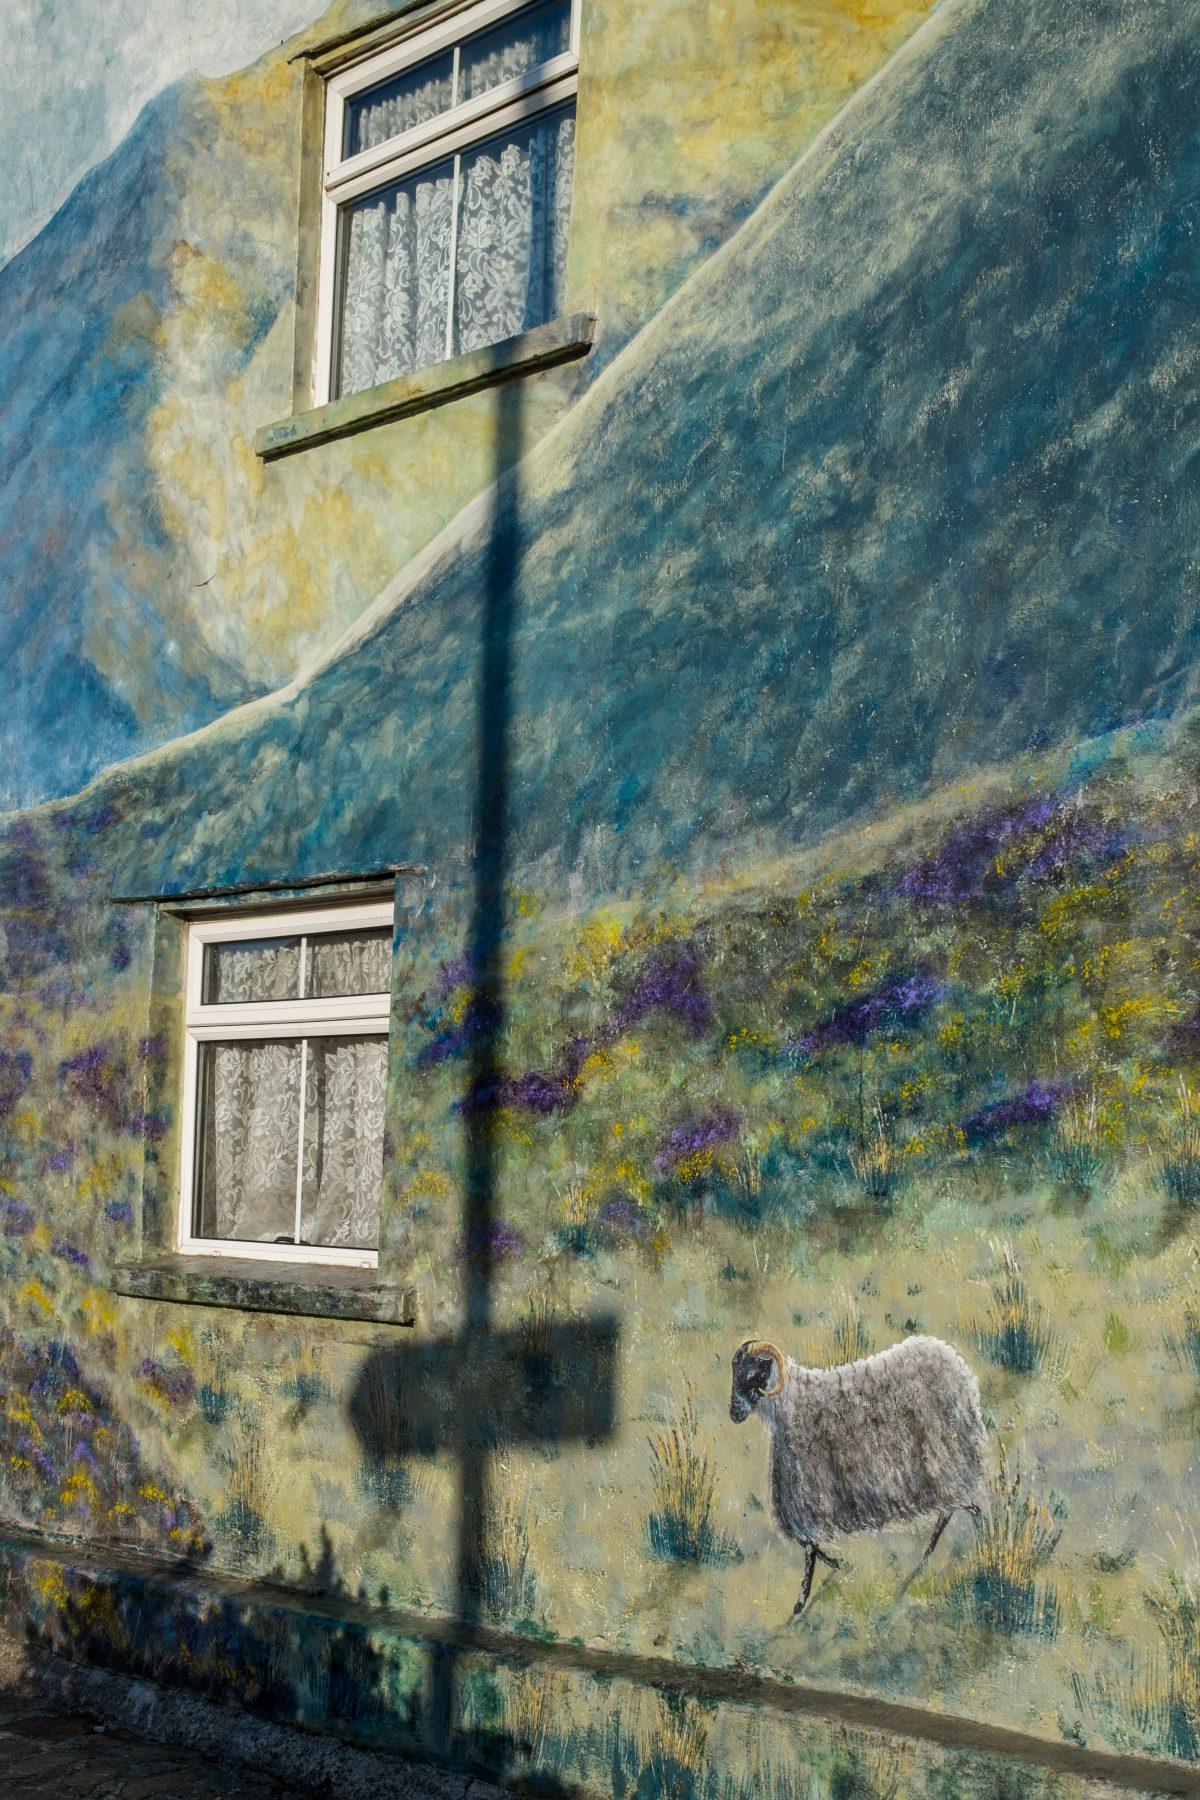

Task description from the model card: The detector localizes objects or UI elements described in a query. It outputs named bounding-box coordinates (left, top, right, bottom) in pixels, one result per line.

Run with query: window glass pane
left=453, top=104, right=574, bottom=358
left=342, top=50, right=455, bottom=159
left=460, top=0, right=571, bottom=101
left=300, top=1036, right=386, bottom=1249
left=305, top=927, right=392, bottom=998
left=202, top=937, right=300, bottom=1004
left=194, top=1040, right=300, bottom=1243
left=336, top=159, right=455, bottom=397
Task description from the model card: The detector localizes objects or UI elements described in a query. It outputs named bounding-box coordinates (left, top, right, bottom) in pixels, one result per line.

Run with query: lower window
left=180, top=903, right=393, bottom=1267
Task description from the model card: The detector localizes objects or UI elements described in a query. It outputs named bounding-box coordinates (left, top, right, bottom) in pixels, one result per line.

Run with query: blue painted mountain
left=62, top=0, right=1200, bottom=899
left=3, top=0, right=914, bottom=817
left=0, top=83, right=267, bottom=812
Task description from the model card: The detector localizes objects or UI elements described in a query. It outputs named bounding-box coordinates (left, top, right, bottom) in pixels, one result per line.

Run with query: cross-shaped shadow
left=348, top=376, right=620, bottom=1776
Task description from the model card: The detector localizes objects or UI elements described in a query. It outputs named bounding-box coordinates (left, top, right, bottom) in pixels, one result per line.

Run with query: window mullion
left=445, top=150, right=463, bottom=361
left=293, top=1035, right=310, bottom=1247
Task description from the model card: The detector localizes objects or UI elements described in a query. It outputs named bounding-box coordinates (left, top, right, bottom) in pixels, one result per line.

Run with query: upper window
left=316, top=0, right=580, bottom=405
left=179, top=903, right=393, bottom=1268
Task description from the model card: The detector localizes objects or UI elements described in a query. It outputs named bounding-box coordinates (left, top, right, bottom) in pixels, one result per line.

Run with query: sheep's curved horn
left=745, top=1339, right=786, bottom=1396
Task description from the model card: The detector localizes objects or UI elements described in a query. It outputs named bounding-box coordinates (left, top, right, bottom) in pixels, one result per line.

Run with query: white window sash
left=178, top=900, right=394, bottom=1269
left=313, top=0, right=581, bottom=406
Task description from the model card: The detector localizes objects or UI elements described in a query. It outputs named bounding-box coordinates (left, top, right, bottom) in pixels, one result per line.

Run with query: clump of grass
left=1081, top=1569, right=1200, bottom=1761
left=216, top=1429, right=278, bottom=1565
left=1156, top=1077, right=1200, bottom=1211
left=1135, top=1572, right=1200, bottom=1760
left=504, top=1666, right=567, bottom=1764
left=955, top=1443, right=1065, bottom=1639
left=848, top=1102, right=899, bottom=1205
left=647, top=1388, right=737, bottom=1565
left=972, top=1243, right=1055, bottom=1374
left=1045, top=1088, right=1104, bottom=1197
left=642, top=1693, right=710, bottom=1800
left=822, top=1288, right=874, bottom=1368
left=1166, top=1295, right=1200, bottom=1379
left=468, top=1477, right=538, bottom=1622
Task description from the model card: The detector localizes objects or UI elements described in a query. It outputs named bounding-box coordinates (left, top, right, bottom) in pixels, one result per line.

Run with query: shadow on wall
left=345, top=375, right=622, bottom=1771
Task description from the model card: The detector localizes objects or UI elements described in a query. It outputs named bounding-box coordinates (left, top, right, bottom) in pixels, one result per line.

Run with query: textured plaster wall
left=0, top=0, right=940, bottom=810
left=4, top=0, right=1200, bottom=1790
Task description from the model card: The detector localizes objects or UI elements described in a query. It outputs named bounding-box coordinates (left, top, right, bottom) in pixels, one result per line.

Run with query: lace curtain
left=337, top=104, right=575, bottom=397
left=454, top=106, right=574, bottom=357
left=460, top=0, right=571, bottom=102
left=307, top=928, right=391, bottom=998
left=301, top=1037, right=387, bottom=1249
left=202, top=928, right=390, bottom=1004
left=342, top=0, right=570, bottom=156
left=195, top=1040, right=301, bottom=1242
left=204, top=937, right=300, bottom=1004
left=344, top=52, right=454, bottom=158
left=195, top=1035, right=386, bottom=1248
left=338, top=162, right=456, bottom=399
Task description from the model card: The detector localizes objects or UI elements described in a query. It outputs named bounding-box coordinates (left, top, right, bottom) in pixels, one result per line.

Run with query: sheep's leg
left=793, top=1544, right=817, bottom=1615
left=923, top=1511, right=953, bottom=1560
left=794, top=1543, right=841, bottom=1614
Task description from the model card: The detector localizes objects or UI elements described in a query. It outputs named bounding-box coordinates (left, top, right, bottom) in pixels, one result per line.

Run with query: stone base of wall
left=0, top=1524, right=1189, bottom=1799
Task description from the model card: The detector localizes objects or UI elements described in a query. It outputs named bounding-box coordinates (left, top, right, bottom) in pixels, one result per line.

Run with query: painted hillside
left=0, top=0, right=937, bottom=813
left=85, top=0, right=1200, bottom=906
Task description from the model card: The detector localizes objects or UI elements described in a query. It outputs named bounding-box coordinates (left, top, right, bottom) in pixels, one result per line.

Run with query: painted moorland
left=4, top=721, right=1200, bottom=1778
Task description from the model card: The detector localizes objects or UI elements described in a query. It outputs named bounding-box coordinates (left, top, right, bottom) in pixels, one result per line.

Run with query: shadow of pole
left=431, top=377, right=524, bottom=1744
left=348, top=381, right=618, bottom=1780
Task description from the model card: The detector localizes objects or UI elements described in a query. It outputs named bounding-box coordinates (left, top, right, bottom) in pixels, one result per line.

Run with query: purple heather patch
left=432, top=952, right=477, bottom=1000
left=792, top=973, right=944, bottom=1058
left=612, top=942, right=711, bottom=1038
left=139, top=1359, right=196, bottom=1408
left=104, top=1200, right=135, bottom=1226
left=499, top=1068, right=577, bottom=1115
left=417, top=992, right=501, bottom=1067
left=45, top=1145, right=75, bottom=1174
left=1, top=1200, right=34, bottom=1237
left=0, top=1050, right=32, bottom=1118
left=962, top=1080, right=1067, bottom=1143
left=137, top=1036, right=165, bottom=1062
left=456, top=1221, right=524, bottom=1264
left=126, top=1109, right=168, bottom=1142
left=898, top=792, right=1127, bottom=906
left=61, top=1041, right=125, bottom=1125
left=51, top=1237, right=91, bottom=1270
left=654, top=1107, right=742, bottom=1174
left=596, top=1197, right=648, bottom=1240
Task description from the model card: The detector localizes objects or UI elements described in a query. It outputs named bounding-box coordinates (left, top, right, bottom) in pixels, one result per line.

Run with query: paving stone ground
left=0, top=1634, right=506, bottom=1799
left=0, top=1698, right=288, bottom=1797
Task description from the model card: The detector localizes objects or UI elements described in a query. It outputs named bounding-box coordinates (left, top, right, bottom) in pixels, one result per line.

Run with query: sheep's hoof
left=792, top=1597, right=807, bottom=1616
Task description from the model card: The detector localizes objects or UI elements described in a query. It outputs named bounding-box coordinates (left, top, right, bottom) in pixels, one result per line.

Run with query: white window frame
left=179, top=900, right=394, bottom=1269
left=314, top=0, right=582, bottom=406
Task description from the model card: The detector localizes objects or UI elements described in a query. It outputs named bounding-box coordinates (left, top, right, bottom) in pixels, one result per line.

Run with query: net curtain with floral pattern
left=194, top=930, right=390, bottom=1251
left=336, top=104, right=575, bottom=398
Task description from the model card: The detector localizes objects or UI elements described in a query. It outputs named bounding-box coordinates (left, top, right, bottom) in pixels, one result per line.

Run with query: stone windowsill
left=109, top=1254, right=417, bottom=1325
left=255, top=310, right=596, bottom=462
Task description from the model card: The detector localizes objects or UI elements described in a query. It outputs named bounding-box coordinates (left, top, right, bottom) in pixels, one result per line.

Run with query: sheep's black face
left=730, top=1341, right=782, bottom=1422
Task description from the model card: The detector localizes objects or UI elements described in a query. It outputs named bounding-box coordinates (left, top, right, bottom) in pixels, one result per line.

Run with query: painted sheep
left=730, top=1334, right=988, bottom=1614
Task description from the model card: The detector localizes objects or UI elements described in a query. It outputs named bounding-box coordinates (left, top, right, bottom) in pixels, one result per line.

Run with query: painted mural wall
left=4, top=0, right=1200, bottom=1791
left=0, top=0, right=938, bottom=812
